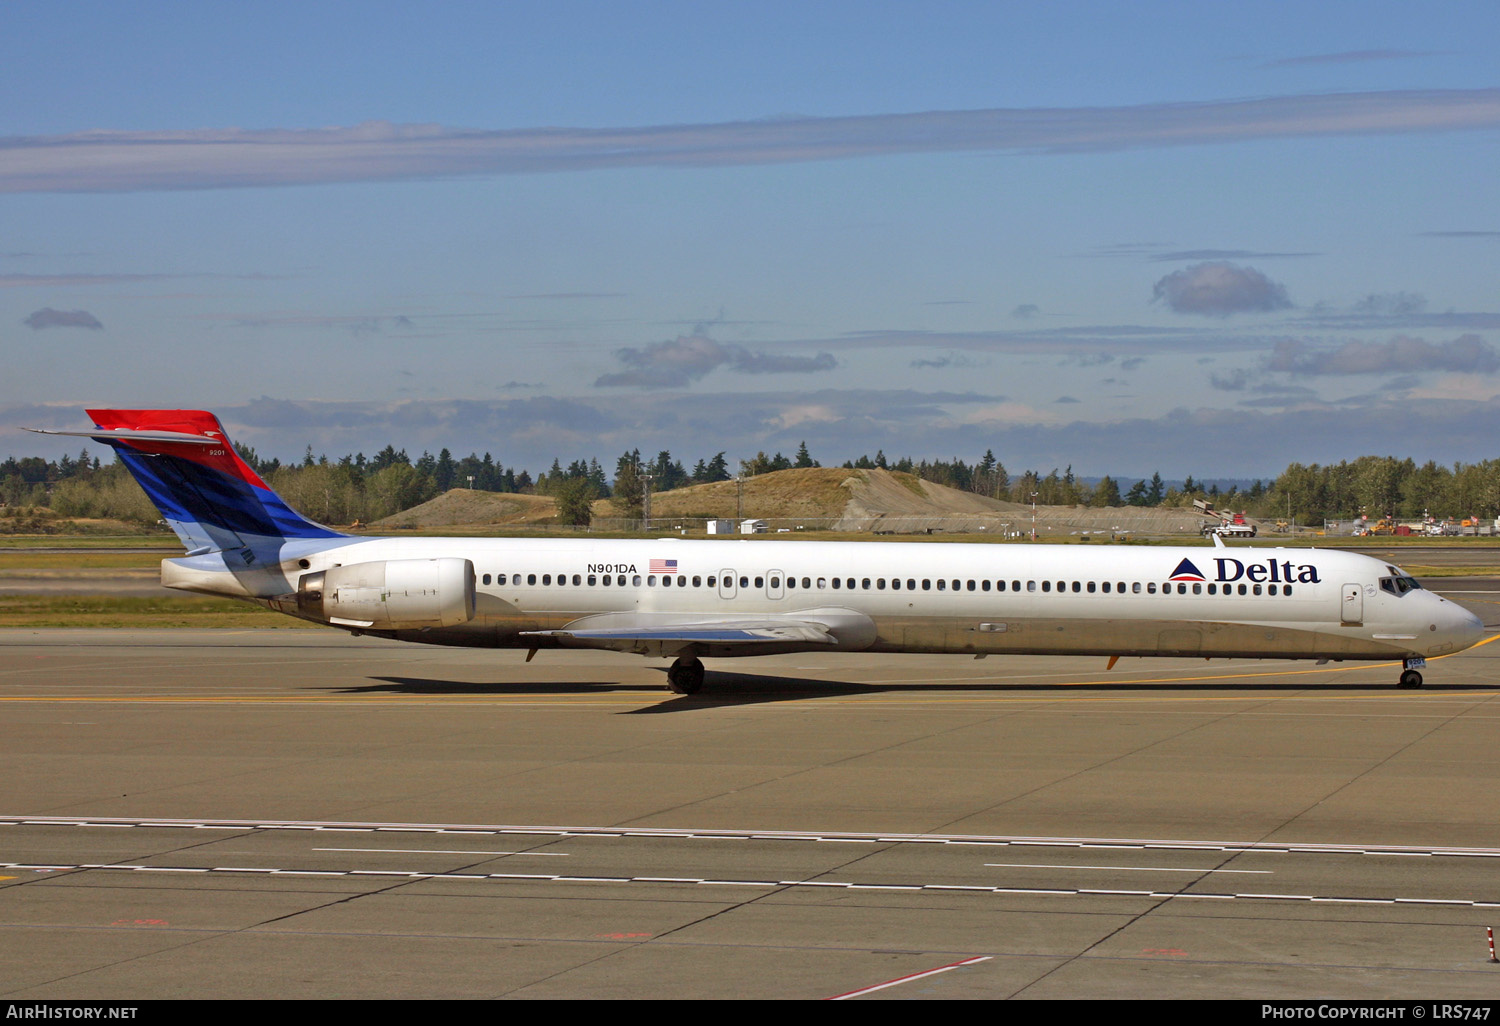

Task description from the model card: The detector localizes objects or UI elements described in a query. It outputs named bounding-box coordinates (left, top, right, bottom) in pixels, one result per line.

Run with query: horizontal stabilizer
left=26, top=427, right=220, bottom=445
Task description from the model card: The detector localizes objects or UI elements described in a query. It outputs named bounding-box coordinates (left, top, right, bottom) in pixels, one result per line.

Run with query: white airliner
left=30, top=410, right=1484, bottom=694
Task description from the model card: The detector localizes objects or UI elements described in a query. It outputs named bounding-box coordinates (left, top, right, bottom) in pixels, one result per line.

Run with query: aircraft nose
left=1433, top=597, right=1485, bottom=653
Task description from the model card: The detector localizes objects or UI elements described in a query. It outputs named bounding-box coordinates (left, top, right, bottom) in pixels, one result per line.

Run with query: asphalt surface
left=2, top=575, right=1499, bottom=1000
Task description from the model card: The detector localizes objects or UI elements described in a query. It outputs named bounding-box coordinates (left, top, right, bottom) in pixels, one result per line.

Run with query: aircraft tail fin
left=33, top=410, right=345, bottom=555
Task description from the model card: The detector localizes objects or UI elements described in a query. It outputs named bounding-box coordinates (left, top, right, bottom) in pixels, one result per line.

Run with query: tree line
left=4, top=441, right=1498, bottom=530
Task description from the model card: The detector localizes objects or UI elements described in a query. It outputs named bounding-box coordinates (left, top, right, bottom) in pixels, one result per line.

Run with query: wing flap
left=523, top=615, right=837, bottom=656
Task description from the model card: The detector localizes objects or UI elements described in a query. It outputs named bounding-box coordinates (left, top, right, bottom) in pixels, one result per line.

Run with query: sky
left=4, top=1, right=1499, bottom=481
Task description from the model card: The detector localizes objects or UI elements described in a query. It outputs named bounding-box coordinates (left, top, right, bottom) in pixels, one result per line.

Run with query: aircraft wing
left=522, top=614, right=839, bottom=657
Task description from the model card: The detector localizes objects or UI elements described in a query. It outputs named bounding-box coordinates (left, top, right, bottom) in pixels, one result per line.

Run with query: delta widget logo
left=1169, top=558, right=1206, bottom=582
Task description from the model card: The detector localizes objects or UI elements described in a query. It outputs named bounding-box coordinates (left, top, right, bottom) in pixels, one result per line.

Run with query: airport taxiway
left=3, top=581, right=1500, bottom=1000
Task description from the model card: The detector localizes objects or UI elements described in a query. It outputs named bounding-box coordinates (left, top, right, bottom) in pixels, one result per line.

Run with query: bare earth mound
left=370, top=489, right=556, bottom=529
left=368, top=469, right=1222, bottom=538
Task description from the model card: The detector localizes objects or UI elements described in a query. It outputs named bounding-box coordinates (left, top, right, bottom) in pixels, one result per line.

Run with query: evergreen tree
left=1146, top=472, right=1165, bottom=505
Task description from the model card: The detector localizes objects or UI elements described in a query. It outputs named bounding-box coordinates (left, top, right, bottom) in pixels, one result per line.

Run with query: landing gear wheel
left=1398, top=669, right=1424, bottom=689
left=666, top=656, right=705, bottom=695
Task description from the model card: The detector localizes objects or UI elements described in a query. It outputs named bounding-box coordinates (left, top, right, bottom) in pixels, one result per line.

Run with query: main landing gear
left=666, top=655, right=705, bottom=695
left=1398, top=657, right=1425, bottom=689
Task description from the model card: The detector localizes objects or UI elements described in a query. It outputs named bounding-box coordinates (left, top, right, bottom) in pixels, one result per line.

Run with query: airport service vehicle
left=30, top=410, right=1484, bottom=694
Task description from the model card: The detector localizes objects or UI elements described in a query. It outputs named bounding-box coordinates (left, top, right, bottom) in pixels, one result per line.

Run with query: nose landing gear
left=1398, top=657, right=1425, bottom=689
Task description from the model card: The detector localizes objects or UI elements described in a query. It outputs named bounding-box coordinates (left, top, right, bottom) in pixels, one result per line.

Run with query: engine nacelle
left=297, top=558, right=475, bottom=629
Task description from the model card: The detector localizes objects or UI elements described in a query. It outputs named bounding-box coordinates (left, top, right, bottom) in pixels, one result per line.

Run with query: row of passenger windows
left=477, top=572, right=1295, bottom=597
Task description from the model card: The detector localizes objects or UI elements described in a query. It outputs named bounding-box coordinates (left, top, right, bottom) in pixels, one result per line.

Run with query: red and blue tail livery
left=32, top=409, right=344, bottom=555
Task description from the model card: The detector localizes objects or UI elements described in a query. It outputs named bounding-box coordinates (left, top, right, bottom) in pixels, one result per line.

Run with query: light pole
left=1030, top=492, right=1038, bottom=541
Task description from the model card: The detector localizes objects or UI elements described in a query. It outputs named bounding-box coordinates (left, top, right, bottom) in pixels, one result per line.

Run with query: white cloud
left=1267, top=334, right=1499, bottom=375
left=5, top=89, right=1499, bottom=192
left=594, top=333, right=836, bottom=388
left=1152, top=262, right=1292, bottom=317
left=23, top=308, right=102, bottom=330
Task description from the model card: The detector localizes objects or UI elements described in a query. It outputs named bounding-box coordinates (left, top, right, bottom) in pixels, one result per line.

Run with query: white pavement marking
left=829, top=956, right=993, bottom=1000
left=984, top=862, right=1269, bottom=874
left=314, top=847, right=570, bottom=856
left=8, top=814, right=1500, bottom=860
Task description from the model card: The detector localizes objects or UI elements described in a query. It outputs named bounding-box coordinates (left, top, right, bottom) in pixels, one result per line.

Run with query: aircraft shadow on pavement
left=339, top=678, right=642, bottom=695
left=336, top=667, right=1496, bottom=711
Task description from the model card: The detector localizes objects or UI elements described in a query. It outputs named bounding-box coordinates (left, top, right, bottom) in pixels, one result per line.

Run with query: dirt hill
left=370, top=489, right=558, bottom=530
left=369, top=468, right=1218, bottom=539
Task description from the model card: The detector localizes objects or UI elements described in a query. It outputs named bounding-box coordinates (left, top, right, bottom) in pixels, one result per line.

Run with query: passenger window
left=817, top=577, right=826, bottom=588
left=707, top=576, right=716, bottom=587
left=1147, top=583, right=1156, bottom=594
left=832, top=578, right=841, bottom=589
left=601, top=575, right=610, bottom=586
left=922, top=579, right=931, bottom=590
left=1042, top=581, right=1051, bottom=593
left=497, top=574, right=507, bottom=585
left=802, top=577, right=810, bottom=589
left=527, top=574, right=537, bottom=585
left=1192, top=583, right=1201, bottom=595
left=1284, top=585, right=1294, bottom=596
left=1177, top=583, right=1186, bottom=595
left=693, top=576, right=702, bottom=587
left=1087, top=582, right=1096, bottom=593
left=756, top=577, right=765, bottom=588
left=1238, top=584, right=1247, bottom=595
left=542, top=574, right=551, bottom=586
left=1268, top=584, right=1278, bottom=595
left=1252, top=584, right=1262, bottom=595
left=770, top=577, right=780, bottom=589
left=482, top=573, right=491, bottom=585
left=1027, top=581, right=1036, bottom=592
left=647, top=576, right=656, bottom=587
left=891, top=579, right=901, bottom=590
left=967, top=580, right=976, bottom=591
left=1101, top=582, right=1110, bottom=593
left=1012, top=581, right=1021, bottom=591
left=1071, top=582, right=1080, bottom=593
left=877, top=578, right=886, bottom=590
left=573, top=574, right=581, bottom=586
left=937, top=579, right=946, bottom=591
left=1132, top=582, right=1141, bottom=593
left=861, top=578, right=870, bottom=589
left=982, top=580, right=991, bottom=592
left=588, top=575, right=597, bottom=586
left=740, top=577, right=749, bottom=588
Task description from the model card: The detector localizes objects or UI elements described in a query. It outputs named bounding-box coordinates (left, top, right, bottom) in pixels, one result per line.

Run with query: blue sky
left=5, top=2, right=1499, bottom=480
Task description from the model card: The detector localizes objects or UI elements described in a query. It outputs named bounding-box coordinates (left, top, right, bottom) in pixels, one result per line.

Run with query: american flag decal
left=650, top=558, right=678, bottom=574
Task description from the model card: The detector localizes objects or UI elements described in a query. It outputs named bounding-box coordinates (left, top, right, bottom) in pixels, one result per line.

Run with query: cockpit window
left=1379, top=575, right=1422, bottom=595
